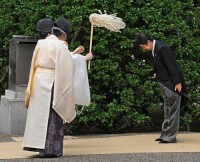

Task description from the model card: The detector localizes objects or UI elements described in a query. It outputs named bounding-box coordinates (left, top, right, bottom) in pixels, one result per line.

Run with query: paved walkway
left=0, top=132, right=200, bottom=161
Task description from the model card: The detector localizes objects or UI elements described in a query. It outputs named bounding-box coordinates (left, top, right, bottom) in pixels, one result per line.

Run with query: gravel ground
left=1, top=153, right=200, bottom=162
left=0, top=133, right=15, bottom=142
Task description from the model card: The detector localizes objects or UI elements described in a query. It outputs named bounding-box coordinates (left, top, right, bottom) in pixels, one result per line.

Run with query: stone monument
left=0, top=35, right=37, bottom=135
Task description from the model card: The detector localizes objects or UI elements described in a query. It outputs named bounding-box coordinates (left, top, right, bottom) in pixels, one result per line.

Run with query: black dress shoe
left=155, top=138, right=163, bottom=141
left=159, top=139, right=177, bottom=144
left=159, top=140, right=170, bottom=144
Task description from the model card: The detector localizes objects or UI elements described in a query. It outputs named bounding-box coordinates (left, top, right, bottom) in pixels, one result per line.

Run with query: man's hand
left=73, top=46, right=85, bottom=54
left=85, top=52, right=93, bottom=61
left=175, top=83, right=182, bottom=93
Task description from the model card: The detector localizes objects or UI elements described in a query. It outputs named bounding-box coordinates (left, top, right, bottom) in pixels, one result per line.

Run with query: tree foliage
left=0, top=0, right=199, bottom=133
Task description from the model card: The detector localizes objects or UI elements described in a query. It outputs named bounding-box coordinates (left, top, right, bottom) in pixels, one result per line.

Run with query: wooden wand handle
left=88, top=23, right=94, bottom=70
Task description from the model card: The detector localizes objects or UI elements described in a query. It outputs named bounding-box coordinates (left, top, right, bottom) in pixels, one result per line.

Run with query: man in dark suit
left=135, top=32, right=187, bottom=143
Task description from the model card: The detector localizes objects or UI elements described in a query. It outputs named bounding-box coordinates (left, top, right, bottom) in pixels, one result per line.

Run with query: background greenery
left=0, top=0, right=199, bottom=134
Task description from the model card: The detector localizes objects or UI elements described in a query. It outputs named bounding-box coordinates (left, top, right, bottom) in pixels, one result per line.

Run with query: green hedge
left=0, top=0, right=200, bottom=134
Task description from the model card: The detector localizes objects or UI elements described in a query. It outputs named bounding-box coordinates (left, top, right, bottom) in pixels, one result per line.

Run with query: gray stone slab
left=0, top=90, right=27, bottom=135
left=5, top=90, right=24, bottom=99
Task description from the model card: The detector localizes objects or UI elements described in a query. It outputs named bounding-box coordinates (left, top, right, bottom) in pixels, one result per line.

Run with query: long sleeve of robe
left=71, top=54, right=91, bottom=106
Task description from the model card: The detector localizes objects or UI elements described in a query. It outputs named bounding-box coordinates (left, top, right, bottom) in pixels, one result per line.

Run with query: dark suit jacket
left=153, top=40, right=187, bottom=98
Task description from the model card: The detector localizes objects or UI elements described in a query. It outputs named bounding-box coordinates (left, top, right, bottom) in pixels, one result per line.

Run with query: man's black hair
left=135, top=32, right=153, bottom=45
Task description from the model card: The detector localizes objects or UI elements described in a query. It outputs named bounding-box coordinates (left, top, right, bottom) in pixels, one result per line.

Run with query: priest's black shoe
left=39, top=153, right=62, bottom=158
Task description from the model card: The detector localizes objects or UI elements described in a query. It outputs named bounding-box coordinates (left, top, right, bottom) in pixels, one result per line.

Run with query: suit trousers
left=159, top=83, right=181, bottom=142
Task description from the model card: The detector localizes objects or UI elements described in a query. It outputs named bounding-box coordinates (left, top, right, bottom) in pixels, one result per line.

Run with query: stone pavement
left=0, top=132, right=200, bottom=162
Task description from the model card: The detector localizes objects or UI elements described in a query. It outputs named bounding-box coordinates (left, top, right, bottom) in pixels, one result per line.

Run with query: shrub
left=0, top=0, right=199, bottom=133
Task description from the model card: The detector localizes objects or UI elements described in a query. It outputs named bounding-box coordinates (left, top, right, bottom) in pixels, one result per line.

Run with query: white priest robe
left=23, top=35, right=76, bottom=149
left=71, top=54, right=90, bottom=106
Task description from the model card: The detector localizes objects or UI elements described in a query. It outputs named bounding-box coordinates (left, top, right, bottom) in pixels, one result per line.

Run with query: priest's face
left=139, top=40, right=152, bottom=51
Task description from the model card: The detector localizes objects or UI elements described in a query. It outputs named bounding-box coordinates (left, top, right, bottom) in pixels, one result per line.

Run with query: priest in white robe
left=23, top=25, right=92, bottom=157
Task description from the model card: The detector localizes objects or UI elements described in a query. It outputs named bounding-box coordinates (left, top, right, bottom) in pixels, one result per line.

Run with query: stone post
left=0, top=35, right=37, bottom=135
